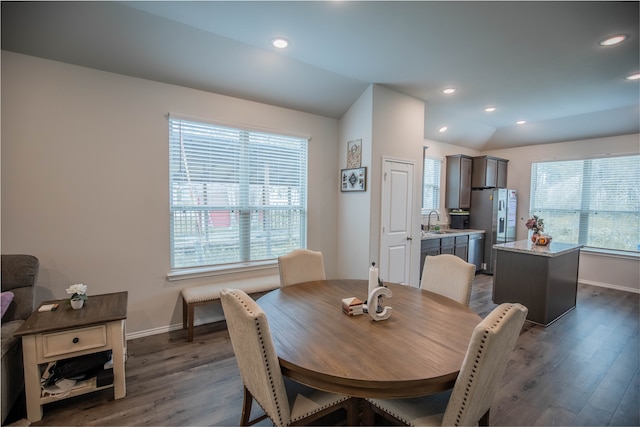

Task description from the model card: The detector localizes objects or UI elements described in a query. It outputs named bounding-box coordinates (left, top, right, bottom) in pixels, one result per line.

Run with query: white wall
left=336, top=86, right=373, bottom=279
left=370, top=85, right=426, bottom=285
left=338, top=84, right=429, bottom=285
left=1, top=51, right=340, bottom=336
left=579, top=250, right=639, bottom=292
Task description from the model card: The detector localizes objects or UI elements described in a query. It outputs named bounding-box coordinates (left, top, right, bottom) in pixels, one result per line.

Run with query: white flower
left=66, top=283, right=88, bottom=300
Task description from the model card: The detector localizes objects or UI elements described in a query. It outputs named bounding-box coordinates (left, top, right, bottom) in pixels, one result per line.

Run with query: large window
left=422, top=149, right=441, bottom=212
left=530, top=155, right=639, bottom=252
left=169, top=117, right=308, bottom=269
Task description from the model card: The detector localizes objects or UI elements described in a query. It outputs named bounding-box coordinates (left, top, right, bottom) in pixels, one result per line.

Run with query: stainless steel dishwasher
left=468, top=233, right=485, bottom=272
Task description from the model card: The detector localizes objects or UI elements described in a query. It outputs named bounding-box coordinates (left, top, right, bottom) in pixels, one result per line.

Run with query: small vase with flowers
left=66, top=283, right=88, bottom=309
left=525, top=215, right=545, bottom=243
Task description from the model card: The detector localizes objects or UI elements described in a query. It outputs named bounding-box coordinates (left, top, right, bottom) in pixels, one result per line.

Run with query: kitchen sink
left=422, top=229, right=460, bottom=237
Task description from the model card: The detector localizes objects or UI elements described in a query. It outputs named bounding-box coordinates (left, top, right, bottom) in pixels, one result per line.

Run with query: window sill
left=580, top=247, right=640, bottom=260
left=167, top=260, right=279, bottom=282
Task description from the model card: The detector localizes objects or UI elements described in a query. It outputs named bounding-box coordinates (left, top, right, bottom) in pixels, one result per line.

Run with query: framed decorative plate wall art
left=347, top=139, right=362, bottom=168
left=341, top=167, right=367, bottom=192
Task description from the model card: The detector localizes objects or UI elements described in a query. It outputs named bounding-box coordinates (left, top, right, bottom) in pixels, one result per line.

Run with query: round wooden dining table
left=257, top=279, right=482, bottom=399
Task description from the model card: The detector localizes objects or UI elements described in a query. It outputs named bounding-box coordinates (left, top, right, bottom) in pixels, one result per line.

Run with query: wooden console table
left=493, top=241, right=581, bottom=326
left=15, top=292, right=128, bottom=422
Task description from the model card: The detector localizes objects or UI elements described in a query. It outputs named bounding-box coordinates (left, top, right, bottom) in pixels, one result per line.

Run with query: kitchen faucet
left=427, top=210, right=440, bottom=231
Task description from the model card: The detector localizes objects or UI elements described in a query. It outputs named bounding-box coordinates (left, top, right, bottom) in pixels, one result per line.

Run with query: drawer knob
left=72, top=337, right=79, bottom=344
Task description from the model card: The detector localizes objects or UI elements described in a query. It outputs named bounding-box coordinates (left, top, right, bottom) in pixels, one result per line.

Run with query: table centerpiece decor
left=66, top=283, right=88, bottom=309
left=526, top=215, right=545, bottom=243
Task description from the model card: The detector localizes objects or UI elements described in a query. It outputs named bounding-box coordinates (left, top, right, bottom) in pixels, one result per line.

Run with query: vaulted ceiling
left=2, top=1, right=638, bottom=150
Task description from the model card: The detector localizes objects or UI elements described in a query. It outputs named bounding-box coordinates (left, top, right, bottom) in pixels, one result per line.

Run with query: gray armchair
left=1, top=254, right=38, bottom=424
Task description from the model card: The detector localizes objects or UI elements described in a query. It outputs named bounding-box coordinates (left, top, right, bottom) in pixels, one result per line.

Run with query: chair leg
left=241, top=385, right=269, bottom=426
left=479, top=408, right=490, bottom=426
left=361, top=399, right=376, bottom=426
left=240, top=386, right=253, bottom=426
left=345, top=398, right=360, bottom=426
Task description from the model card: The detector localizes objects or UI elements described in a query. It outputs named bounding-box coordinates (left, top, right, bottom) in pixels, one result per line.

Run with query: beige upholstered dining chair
left=278, top=249, right=326, bottom=287
left=420, top=254, right=476, bottom=306
left=365, top=302, right=527, bottom=426
left=220, top=288, right=356, bottom=427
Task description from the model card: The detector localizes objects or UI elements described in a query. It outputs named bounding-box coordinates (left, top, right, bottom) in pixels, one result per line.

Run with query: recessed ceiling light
left=441, top=88, right=456, bottom=95
left=516, top=120, right=526, bottom=125
left=599, top=34, right=627, bottom=46
left=438, top=126, right=448, bottom=133
left=271, top=38, right=289, bottom=49
left=484, top=107, right=496, bottom=113
left=626, top=73, right=640, bottom=80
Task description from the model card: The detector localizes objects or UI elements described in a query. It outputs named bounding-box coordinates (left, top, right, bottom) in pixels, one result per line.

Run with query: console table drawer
left=41, top=325, right=108, bottom=358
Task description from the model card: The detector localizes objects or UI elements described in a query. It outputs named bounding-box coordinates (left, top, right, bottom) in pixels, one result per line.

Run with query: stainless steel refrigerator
left=469, top=188, right=517, bottom=274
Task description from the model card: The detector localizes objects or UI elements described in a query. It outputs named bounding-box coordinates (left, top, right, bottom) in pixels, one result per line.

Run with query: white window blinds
left=423, top=155, right=441, bottom=211
left=530, top=155, right=639, bottom=252
left=169, top=117, right=308, bottom=269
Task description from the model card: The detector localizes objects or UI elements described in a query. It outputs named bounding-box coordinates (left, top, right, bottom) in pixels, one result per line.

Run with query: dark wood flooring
left=5, top=275, right=639, bottom=426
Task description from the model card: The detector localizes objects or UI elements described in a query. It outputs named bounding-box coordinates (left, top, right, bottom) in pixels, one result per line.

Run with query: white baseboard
left=125, top=317, right=224, bottom=341
left=126, top=323, right=182, bottom=340
left=579, top=279, right=640, bottom=294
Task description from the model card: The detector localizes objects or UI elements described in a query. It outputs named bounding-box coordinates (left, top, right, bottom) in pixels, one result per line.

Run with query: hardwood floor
left=6, top=275, right=639, bottom=426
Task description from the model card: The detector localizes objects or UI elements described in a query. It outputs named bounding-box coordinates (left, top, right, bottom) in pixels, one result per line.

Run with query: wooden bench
left=181, top=276, right=280, bottom=342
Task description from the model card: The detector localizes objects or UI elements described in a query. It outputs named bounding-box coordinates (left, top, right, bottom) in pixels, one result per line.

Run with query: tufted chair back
left=278, top=249, right=325, bottom=287
left=442, top=303, right=527, bottom=425
left=221, top=288, right=356, bottom=426
left=366, top=302, right=527, bottom=426
left=221, top=288, right=291, bottom=426
left=420, top=254, right=475, bottom=307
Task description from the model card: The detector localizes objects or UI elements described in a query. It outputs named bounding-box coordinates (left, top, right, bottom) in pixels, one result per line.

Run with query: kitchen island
left=493, top=240, right=581, bottom=326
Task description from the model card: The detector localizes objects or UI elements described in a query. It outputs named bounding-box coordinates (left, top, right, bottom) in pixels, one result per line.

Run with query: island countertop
left=493, top=240, right=582, bottom=257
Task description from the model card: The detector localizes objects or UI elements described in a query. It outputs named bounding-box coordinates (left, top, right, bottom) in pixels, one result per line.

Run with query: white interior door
left=380, top=159, right=414, bottom=285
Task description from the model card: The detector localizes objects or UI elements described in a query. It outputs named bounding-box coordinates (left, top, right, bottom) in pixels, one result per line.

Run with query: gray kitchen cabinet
left=420, top=239, right=440, bottom=279
left=420, top=235, right=470, bottom=279
left=497, top=159, right=508, bottom=188
left=422, top=239, right=441, bottom=257
left=445, top=155, right=473, bottom=209
left=472, top=156, right=508, bottom=188
left=454, top=235, right=469, bottom=260
left=440, top=237, right=455, bottom=255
